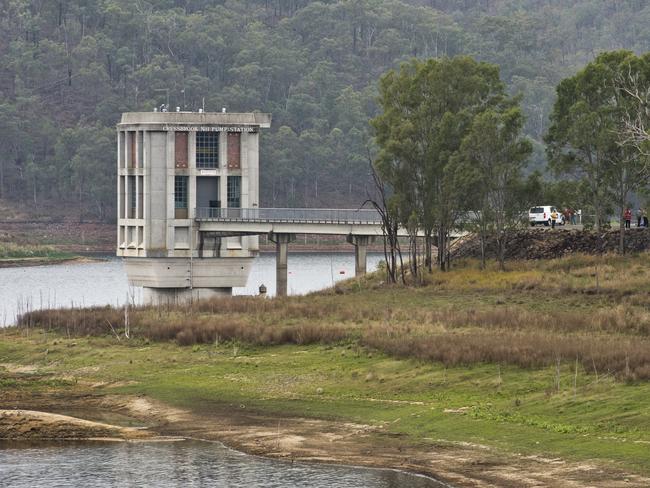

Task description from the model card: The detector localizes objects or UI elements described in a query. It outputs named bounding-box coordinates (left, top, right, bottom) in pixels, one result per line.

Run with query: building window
left=196, top=132, right=219, bottom=168
left=128, top=176, right=136, bottom=218
left=175, top=176, right=188, bottom=218
left=175, top=176, right=188, bottom=208
left=227, top=176, right=241, bottom=208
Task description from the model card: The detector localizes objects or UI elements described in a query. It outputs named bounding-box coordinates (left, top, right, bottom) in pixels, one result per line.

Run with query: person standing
left=644, top=209, right=649, bottom=228
left=551, top=209, right=558, bottom=229
left=624, top=208, right=632, bottom=229
left=637, top=208, right=643, bottom=227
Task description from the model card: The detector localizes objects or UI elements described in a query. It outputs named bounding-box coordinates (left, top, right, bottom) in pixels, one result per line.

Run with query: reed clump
left=360, top=324, right=650, bottom=380
left=137, top=314, right=349, bottom=346
left=18, top=301, right=351, bottom=347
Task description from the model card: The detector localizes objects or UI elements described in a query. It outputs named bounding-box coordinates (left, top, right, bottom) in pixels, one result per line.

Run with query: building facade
left=116, top=111, right=271, bottom=303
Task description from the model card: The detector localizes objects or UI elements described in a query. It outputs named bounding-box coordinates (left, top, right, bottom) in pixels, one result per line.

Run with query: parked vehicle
left=529, top=206, right=565, bottom=226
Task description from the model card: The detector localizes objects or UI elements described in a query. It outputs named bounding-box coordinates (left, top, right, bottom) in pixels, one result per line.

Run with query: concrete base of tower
left=142, top=287, right=232, bottom=305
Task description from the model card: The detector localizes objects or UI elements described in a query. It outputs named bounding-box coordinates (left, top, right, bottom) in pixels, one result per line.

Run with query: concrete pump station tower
left=116, top=110, right=271, bottom=303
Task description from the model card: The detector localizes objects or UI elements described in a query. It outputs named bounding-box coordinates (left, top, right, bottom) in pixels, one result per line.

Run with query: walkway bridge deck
left=196, top=207, right=390, bottom=296
left=195, top=207, right=461, bottom=296
left=195, top=207, right=396, bottom=236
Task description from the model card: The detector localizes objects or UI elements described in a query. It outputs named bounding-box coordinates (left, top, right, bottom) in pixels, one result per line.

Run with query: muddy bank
left=0, top=409, right=173, bottom=442
left=2, top=392, right=647, bottom=488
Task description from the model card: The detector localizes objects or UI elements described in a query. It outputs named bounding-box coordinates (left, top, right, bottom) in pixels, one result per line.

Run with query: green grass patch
left=0, top=243, right=75, bottom=261
left=3, top=331, right=650, bottom=474
left=11, top=254, right=650, bottom=474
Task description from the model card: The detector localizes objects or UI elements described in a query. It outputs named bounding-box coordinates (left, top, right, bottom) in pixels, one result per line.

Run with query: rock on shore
left=452, top=228, right=650, bottom=260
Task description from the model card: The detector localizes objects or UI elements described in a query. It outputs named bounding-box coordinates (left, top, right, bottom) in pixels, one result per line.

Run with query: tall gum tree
left=547, top=50, right=650, bottom=252
left=546, top=51, right=633, bottom=234
left=455, top=105, right=533, bottom=270
left=371, top=56, right=505, bottom=271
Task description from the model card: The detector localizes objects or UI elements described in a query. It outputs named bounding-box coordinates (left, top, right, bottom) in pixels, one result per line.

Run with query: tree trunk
left=619, top=171, right=627, bottom=255
left=619, top=205, right=625, bottom=254
left=425, top=232, right=432, bottom=272
left=479, top=230, right=486, bottom=270
left=0, top=158, right=4, bottom=199
left=437, top=227, right=447, bottom=271
left=409, top=233, right=418, bottom=280
left=497, top=234, right=506, bottom=271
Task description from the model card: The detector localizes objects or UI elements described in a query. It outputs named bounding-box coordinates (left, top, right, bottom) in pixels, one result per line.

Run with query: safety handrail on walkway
left=195, top=207, right=383, bottom=224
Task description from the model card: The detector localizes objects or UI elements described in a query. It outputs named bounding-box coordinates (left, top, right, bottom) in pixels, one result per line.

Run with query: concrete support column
left=347, top=235, right=372, bottom=276
left=269, top=232, right=295, bottom=297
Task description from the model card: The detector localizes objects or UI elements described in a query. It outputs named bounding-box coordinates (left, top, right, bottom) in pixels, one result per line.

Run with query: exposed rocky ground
left=452, top=228, right=650, bottom=260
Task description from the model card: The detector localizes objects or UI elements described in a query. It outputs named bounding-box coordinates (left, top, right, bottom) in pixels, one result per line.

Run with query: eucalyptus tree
left=547, top=51, right=650, bottom=252
left=456, top=105, right=532, bottom=270
left=371, top=56, right=506, bottom=272
left=612, top=52, right=650, bottom=251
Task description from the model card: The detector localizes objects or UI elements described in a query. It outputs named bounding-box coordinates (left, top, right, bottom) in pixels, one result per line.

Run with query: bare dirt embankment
left=3, top=391, right=648, bottom=488
left=0, top=221, right=115, bottom=254
left=0, top=409, right=159, bottom=441
left=452, top=228, right=650, bottom=260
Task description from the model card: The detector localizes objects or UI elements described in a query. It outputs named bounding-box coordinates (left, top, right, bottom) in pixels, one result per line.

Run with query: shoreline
left=1, top=392, right=648, bottom=488
left=0, top=256, right=99, bottom=269
left=7, top=255, right=650, bottom=486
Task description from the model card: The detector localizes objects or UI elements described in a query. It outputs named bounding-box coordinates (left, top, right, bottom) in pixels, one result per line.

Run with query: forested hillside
left=1, top=0, right=650, bottom=220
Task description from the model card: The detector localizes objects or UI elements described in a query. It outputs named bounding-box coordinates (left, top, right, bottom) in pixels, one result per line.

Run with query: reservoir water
left=0, top=252, right=384, bottom=326
left=0, top=440, right=445, bottom=487
left=0, top=253, right=448, bottom=488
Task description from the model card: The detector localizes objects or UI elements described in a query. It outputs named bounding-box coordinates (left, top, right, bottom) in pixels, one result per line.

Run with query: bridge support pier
left=347, top=235, right=373, bottom=276
left=269, top=232, right=295, bottom=297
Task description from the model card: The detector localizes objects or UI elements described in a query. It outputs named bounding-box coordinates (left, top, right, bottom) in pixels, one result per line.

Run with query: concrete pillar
left=347, top=235, right=372, bottom=276
left=269, top=233, right=295, bottom=297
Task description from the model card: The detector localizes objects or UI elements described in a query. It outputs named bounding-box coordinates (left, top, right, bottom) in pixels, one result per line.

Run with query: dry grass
left=17, top=253, right=650, bottom=380
left=18, top=303, right=351, bottom=347
left=361, top=324, right=650, bottom=380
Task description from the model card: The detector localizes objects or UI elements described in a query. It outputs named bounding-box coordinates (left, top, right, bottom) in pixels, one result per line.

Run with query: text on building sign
left=163, top=125, right=256, bottom=133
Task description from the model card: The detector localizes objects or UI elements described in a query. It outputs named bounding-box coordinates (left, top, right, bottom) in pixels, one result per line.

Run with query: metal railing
left=195, top=207, right=382, bottom=224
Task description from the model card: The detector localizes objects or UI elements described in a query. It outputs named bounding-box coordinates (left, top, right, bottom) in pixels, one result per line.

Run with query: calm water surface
left=0, top=253, right=443, bottom=488
left=0, top=252, right=384, bottom=325
left=0, top=440, right=445, bottom=488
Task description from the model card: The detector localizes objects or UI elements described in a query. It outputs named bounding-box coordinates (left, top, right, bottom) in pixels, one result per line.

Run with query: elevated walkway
left=195, top=207, right=397, bottom=236
left=195, top=207, right=462, bottom=296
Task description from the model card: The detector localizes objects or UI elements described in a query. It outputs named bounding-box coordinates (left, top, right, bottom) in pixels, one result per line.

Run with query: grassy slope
left=5, top=254, right=650, bottom=474
left=1, top=341, right=650, bottom=473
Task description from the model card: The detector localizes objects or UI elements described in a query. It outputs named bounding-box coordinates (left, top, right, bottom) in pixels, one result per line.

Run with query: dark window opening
left=128, top=176, right=136, bottom=218
left=196, top=132, right=219, bottom=168
left=227, top=176, right=241, bottom=208
left=175, top=176, right=189, bottom=218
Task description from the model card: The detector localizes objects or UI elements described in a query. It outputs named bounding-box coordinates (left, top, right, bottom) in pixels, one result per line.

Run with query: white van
left=529, top=206, right=565, bottom=226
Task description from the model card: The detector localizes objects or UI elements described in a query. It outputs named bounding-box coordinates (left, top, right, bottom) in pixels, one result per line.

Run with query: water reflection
left=0, top=440, right=445, bottom=488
